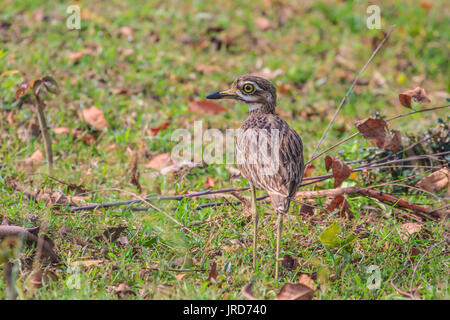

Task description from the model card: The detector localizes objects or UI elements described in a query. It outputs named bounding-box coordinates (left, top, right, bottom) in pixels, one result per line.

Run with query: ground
left=0, top=0, right=448, bottom=299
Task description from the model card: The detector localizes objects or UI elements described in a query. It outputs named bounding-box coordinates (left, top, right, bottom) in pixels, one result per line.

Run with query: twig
left=386, top=104, right=450, bottom=122
left=307, top=25, right=396, bottom=166
left=66, top=151, right=449, bottom=212
left=34, top=93, right=53, bottom=171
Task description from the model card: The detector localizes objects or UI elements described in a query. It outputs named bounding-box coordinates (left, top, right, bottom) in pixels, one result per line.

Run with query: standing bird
left=207, top=75, right=304, bottom=278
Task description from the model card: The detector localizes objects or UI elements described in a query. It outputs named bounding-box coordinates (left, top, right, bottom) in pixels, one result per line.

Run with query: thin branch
left=307, top=25, right=396, bottom=166
left=306, top=104, right=450, bottom=166
left=66, top=151, right=449, bottom=212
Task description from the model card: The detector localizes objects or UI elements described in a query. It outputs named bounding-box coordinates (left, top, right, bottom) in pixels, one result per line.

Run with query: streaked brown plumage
left=207, top=75, right=304, bottom=279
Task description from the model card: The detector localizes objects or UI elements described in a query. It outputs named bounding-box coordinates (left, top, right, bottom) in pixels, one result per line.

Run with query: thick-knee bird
left=207, top=75, right=304, bottom=279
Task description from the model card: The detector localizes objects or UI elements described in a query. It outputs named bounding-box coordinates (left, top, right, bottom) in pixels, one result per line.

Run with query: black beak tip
left=206, top=91, right=222, bottom=99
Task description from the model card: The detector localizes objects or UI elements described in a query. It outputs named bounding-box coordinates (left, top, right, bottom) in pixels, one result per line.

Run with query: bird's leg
left=250, top=183, right=258, bottom=270
left=275, top=212, right=283, bottom=279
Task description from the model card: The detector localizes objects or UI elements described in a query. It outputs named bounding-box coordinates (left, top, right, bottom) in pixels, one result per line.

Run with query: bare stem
left=34, top=94, right=53, bottom=172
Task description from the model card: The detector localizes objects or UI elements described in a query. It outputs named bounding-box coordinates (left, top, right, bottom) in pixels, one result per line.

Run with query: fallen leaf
left=420, top=1, right=432, bottom=11
left=176, top=273, right=188, bottom=281
left=194, top=64, right=222, bottom=74
left=205, top=177, right=215, bottom=189
left=255, top=17, right=274, bottom=31
left=304, top=164, right=316, bottom=177
left=299, top=203, right=314, bottom=216
left=241, top=282, right=257, bottom=300
left=207, top=261, right=218, bottom=283
left=110, top=88, right=129, bottom=95
left=160, top=160, right=202, bottom=176
left=399, top=87, right=431, bottom=108
left=95, top=225, right=127, bottom=243
left=117, top=236, right=129, bottom=247
left=399, top=222, right=422, bottom=241
left=147, top=122, right=170, bottom=136
left=78, top=106, right=108, bottom=131
left=119, top=26, right=133, bottom=38
left=355, top=118, right=402, bottom=152
left=129, top=151, right=141, bottom=192
left=114, top=283, right=134, bottom=298
left=22, top=150, right=44, bottom=169
left=15, top=81, right=32, bottom=99
left=298, top=274, right=315, bottom=290
left=250, top=67, right=283, bottom=79
left=325, top=195, right=353, bottom=219
left=324, top=156, right=352, bottom=187
left=69, top=259, right=103, bottom=267
left=145, top=153, right=172, bottom=170
left=188, top=100, right=227, bottom=114
left=28, top=269, right=57, bottom=290
left=275, top=283, right=314, bottom=300
left=281, top=254, right=299, bottom=271
left=68, top=49, right=92, bottom=61
left=416, top=168, right=449, bottom=195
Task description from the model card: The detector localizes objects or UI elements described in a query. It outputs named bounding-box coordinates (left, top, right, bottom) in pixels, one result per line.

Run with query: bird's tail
left=269, top=193, right=290, bottom=215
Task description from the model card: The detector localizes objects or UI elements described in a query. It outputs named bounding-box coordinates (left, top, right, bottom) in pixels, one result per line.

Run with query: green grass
left=0, top=0, right=449, bottom=299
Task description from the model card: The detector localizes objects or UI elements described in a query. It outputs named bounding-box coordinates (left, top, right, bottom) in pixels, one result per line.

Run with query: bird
left=207, top=75, right=304, bottom=279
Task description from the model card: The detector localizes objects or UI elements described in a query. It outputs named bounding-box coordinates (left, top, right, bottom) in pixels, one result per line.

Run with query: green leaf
left=319, top=221, right=341, bottom=248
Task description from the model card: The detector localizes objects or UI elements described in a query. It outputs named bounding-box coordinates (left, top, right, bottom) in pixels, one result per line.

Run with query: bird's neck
left=248, top=102, right=275, bottom=115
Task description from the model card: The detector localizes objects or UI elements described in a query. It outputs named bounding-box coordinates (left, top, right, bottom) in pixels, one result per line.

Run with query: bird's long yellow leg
left=275, top=212, right=283, bottom=279
left=250, top=184, right=258, bottom=270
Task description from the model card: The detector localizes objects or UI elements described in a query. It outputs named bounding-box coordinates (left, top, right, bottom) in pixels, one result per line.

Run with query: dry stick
left=67, top=151, right=449, bottom=212
left=307, top=25, right=396, bottom=167
left=34, top=93, right=53, bottom=171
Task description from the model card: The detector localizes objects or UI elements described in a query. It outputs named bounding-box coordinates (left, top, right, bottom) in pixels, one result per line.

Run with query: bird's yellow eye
left=243, top=83, right=255, bottom=94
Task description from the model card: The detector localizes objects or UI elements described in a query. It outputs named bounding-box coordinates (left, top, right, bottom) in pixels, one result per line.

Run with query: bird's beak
left=206, top=89, right=237, bottom=99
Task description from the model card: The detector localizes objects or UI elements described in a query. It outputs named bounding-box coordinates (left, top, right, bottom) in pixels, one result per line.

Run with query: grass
left=0, top=0, right=449, bottom=299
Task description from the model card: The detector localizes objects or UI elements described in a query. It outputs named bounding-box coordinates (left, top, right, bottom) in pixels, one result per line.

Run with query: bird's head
left=206, top=75, right=277, bottom=114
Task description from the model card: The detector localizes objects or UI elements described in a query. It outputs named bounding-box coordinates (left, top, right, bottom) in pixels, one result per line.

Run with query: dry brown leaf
left=114, top=283, right=134, bottom=298
left=129, top=151, right=141, bottom=192
left=176, top=273, right=188, bottom=281
left=207, top=261, right=218, bottom=283
left=188, top=100, right=227, bottom=114
left=416, top=168, right=449, bottom=195
left=68, top=49, right=92, bottom=61
left=94, top=225, right=127, bottom=243
left=194, top=64, right=222, bottom=74
left=355, top=118, right=402, bottom=152
left=28, top=269, right=58, bottom=290
left=399, top=222, right=422, bottom=241
left=399, top=87, right=431, bottom=108
left=15, top=81, right=32, bottom=99
left=205, top=177, right=215, bottom=189
left=119, top=26, right=133, bottom=38
left=241, top=282, right=257, bottom=300
left=325, top=195, right=353, bottom=219
left=145, top=153, right=172, bottom=170
left=147, top=122, right=170, bottom=136
left=78, top=106, right=108, bottom=131
left=255, top=17, right=274, bottom=31
left=298, top=274, right=315, bottom=290
left=281, top=254, right=299, bottom=271
left=69, top=259, right=103, bottom=267
left=299, top=203, right=314, bottom=216
left=110, top=88, right=130, bottom=95
left=250, top=68, right=283, bottom=79
left=22, top=150, right=44, bottom=169
left=324, top=156, right=352, bottom=187
left=275, top=283, right=314, bottom=300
